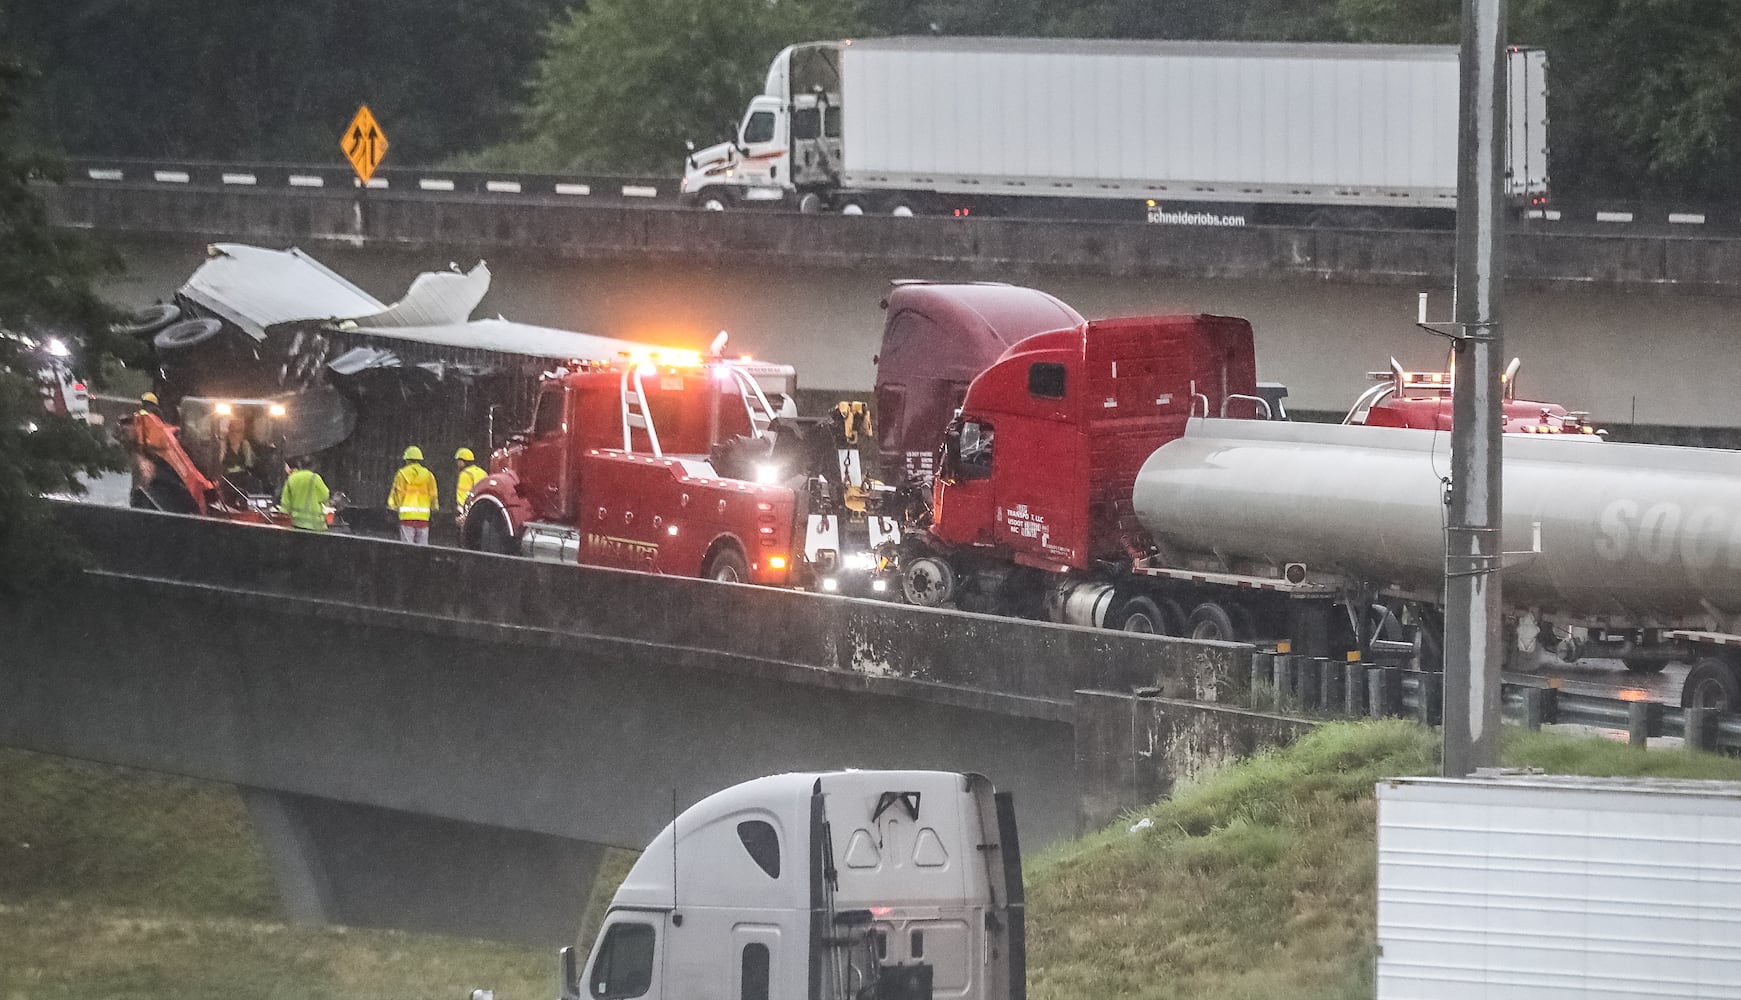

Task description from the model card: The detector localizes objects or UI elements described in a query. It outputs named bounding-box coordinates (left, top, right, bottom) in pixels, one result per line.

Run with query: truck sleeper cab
left=460, top=356, right=807, bottom=586
left=565, top=770, right=1023, bottom=1000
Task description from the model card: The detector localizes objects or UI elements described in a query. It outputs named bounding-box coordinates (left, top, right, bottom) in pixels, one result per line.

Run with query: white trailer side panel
left=840, top=39, right=1544, bottom=206
left=1377, top=776, right=1741, bottom=1000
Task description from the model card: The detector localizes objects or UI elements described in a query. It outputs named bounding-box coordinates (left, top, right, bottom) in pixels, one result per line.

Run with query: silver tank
left=1133, top=418, right=1741, bottom=625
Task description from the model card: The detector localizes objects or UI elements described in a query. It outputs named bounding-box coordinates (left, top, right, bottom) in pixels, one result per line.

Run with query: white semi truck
left=1377, top=774, right=1741, bottom=998
left=559, top=770, right=1023, bottom=1000
left=681, top=38, right=1550, bottom=226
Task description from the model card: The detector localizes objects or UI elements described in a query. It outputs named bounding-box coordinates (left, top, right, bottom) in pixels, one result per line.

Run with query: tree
left=520, top=0, right=859, bottom=172
left=4, top=0, right=566, bottom=164
left=0, top=58, right=131, bottom=589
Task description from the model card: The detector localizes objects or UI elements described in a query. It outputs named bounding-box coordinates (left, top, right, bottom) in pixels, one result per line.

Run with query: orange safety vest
left=388, top=462, right=438, bottom=523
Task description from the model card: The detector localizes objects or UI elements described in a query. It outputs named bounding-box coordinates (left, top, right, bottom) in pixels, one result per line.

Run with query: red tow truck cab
left=460, top=355, right=806, bottom=586
left=1349, top=358, right=1601, bottom=436
left=931, top=314, right=1259, bottom=573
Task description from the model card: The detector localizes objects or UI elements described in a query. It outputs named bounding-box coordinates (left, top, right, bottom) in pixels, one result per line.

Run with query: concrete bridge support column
left=241, top=788, right=606, bottom=946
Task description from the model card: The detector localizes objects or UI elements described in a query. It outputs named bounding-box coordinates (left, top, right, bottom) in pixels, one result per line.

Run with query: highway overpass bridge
left=45, top=168, right=1741, bottom=294
left=49, top=173, right=1741, bottom=435
left=1, top=504, right=1304, bottom=945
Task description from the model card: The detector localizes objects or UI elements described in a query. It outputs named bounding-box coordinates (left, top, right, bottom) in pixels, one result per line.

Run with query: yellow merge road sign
left=341, top=105, right=388, bottom=184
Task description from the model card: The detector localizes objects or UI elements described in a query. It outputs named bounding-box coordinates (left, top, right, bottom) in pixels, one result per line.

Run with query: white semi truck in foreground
left=560, top=770, right=1023, bottom=1000
left=682, top=38, right=1550, bottom=226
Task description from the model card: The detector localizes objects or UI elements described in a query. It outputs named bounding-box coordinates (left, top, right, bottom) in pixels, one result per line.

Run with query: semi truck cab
left=683, top=43, right=844, bottom=212
left=562, top=770, right=1023, bottom=1000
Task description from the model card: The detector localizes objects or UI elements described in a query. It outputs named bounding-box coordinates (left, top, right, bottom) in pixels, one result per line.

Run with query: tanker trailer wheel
left=901, top=556, right=957, bottom=607
left=1681, top=657, right=1741, bottom=712
left=703, top=545, right=750, bottom=583
left=1622, top=657, right=1669, bottom=675
left=1187, top=602, right=1239, bottom=642
left=1108, top=594, right=1184, bottom=635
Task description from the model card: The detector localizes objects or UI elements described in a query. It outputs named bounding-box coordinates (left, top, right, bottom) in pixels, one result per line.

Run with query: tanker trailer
left=1132, top=418, right=1741, bottom=708
left=891, top=309, right=1741, bottom=711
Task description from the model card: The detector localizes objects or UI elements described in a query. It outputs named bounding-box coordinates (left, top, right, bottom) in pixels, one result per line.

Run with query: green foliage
left=0, top=747, right=550, bottom=1000
left=0, top=59, right=130, bottom=590
left=1025, top=720, right=1741, bottom=1000
left=519, top=0, right=859, bottom=172
left=4, top=0, right=566, bottom=164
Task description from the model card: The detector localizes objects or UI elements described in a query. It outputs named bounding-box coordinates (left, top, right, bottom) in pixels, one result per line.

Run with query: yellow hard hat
left=454, top=447, right=475, bottom=462
left=403, top=445, right=424, bottom=461
left=141, top=392, right=159, bottom=405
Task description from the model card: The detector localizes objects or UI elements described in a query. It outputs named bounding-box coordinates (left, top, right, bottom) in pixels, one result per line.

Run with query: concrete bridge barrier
left=2, top=503, right=1302, bottom=944
left=43, top=181, right=1741, bottom=293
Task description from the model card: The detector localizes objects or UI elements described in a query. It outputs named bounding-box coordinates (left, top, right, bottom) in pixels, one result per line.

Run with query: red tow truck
left=459, top=350, right=888, bottom=587
left=1346, top=356, right=1600, bottom=436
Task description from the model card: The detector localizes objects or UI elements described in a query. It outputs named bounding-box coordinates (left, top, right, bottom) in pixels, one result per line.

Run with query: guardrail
left=1245, top=651, right=1741, bottom=753
left=66, top=157, right=680, bottom=203
left=60, top=157, right=1741, bottom=233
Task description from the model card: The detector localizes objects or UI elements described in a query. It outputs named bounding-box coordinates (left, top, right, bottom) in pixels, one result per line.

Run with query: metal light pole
left=1443, top=0, right=1508, bottom=776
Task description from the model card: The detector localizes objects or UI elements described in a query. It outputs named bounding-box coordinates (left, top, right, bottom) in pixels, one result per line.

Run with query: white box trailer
left=1376, top=774, right=1741, bottom=999
left=681, top=38, right=1549, bottom=226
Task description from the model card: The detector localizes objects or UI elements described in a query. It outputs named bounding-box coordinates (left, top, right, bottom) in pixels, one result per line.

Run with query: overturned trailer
left=142, top=245, right=793, bottom=532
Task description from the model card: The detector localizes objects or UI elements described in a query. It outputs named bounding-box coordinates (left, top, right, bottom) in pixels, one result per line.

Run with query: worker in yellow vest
left=279, top=456, right=330, bottom=532
left=387, top=445, right=438, bottom=544
left=454, top=447, right=486, bottom=507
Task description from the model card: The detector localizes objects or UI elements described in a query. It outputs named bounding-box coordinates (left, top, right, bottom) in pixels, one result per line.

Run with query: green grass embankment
left=0, top=748, right=549, bottom=1000
left=8, top=724, right=1741, bottom=1000
left=1025, top=721, right=1741, bottom=1000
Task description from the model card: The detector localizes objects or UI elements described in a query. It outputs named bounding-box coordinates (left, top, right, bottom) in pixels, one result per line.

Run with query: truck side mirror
left=557, top=945, right=580, bottom=1000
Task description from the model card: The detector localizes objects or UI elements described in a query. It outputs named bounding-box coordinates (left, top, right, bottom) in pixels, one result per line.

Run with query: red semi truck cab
left=929, top=314, right=1260, bottom=574
left=460, top=355, right=808, bottom=586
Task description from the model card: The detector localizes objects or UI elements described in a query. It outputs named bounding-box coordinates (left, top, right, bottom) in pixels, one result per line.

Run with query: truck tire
left=1622, top=657, right=1669, bottom=674
left=1187, top=602, right=1238, bottom=642
left=901, top=556, right=956, bottom=607
left=695, top=188, right=733, bottom=211
left=1681, top=658, right=1741, bottom=711
left=153, top=317, right=225, bottom=353
left=1108, top=594, right=1183, bottom=635
left=704, top=545, right=749, bottom=583
left=476, top=508, right=516, bottom=555
left=839, top=201, right=865, bottom=216
left=798, top=192, right=824, bottom=214
left=890, top=204, right=915, bottom=217
left=112, top=302, right=181, bottom=339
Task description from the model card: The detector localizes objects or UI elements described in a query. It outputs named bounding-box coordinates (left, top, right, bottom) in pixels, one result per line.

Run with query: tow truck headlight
left=214, top=402, right=232, bottom=416
left=755, top=463, right=781, bottom=485
left=268, top=403, right=287, bottom=417
left=821, top=577, right=839, bottom=592
left=843, top=551, right=878, bottom=572
left=871, top=579, right=889, bottom=593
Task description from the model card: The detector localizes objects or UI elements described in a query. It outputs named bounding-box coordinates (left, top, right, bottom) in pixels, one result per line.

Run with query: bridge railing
left=66, top=156, right=680, bottom=202
left=1246, top=651, right=1740, bottom=753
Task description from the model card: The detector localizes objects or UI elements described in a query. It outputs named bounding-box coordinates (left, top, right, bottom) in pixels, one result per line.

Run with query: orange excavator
left=126, top=397, right=331, bottom=527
